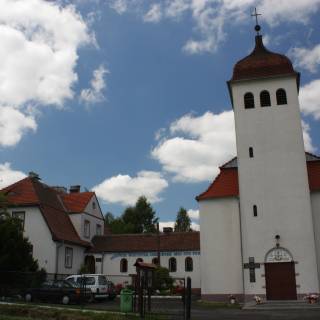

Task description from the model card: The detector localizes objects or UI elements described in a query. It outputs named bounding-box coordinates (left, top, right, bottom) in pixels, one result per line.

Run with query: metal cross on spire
left=251, top=7, right=262, bottom=35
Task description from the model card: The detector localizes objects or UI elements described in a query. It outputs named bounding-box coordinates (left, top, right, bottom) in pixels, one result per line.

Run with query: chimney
left=29, top=171, right=40, bottom=180
left=163, top=227, right=173, bottom=233
left=69, top=185, right=81, bottom=193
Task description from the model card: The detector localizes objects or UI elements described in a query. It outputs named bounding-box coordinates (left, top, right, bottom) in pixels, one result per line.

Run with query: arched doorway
left=84, top=255, right=96, bottom=274
left=264, top=247, right=297, bottom=300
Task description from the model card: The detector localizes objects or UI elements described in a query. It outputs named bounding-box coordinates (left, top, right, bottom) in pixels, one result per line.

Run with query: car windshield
left=98, top=275, right=108, bottom=285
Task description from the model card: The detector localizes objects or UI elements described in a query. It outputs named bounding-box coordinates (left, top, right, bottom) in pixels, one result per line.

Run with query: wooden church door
left=265, top=262, right=297, bottom=300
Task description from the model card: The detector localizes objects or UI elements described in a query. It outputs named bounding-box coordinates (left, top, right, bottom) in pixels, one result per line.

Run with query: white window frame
left=65, top=247, right=73, bottom=268
left=96, top=224, right=102, bottom=236
left=84, top=220, right=90, bottom=238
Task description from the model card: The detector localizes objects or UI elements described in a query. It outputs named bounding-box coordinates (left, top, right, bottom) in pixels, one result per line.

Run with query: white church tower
left=198, top=18, right=320, bottom=302
left=228, top=22, right=319, bottom=300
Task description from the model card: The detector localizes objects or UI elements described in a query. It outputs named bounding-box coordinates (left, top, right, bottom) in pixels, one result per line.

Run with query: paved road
left=89, top=298, right=320, bottom=320
left=188, top=309, right=320, bottom=320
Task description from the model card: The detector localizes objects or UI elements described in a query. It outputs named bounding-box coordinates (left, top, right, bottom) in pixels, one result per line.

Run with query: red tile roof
left=61, top=192, right=94, bottom=213
left=89, top=232, right=200, bottom=253
left=2, top=178, right=90, bottom=247
left=307, top=161, right=320, bottom=192
left=231, top=35, right=298, bottom=82
left=197, top=157, right=320, bottom=201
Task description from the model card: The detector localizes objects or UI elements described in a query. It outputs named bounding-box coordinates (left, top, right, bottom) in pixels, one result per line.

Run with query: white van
left=65, top=274, right=116, bottom=300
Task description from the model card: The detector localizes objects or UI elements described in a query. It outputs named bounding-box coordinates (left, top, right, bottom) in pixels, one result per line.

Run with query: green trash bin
left=120, top=288, right=133, bottom=313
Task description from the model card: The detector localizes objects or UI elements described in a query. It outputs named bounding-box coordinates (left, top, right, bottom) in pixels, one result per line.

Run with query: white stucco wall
left=95, top=251, right=201, bottom=288
left=9, top=207, right=57, bottom=273
left=199, top=197, right=243, bottom=295
left=231, top=75, right=319, bottom=295
left=311, top=191, right=320, bottom=290
left=56, top=243, right=85, bottom=275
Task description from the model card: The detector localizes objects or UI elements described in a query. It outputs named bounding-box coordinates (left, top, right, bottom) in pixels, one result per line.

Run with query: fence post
left=185, top=277, right=191, bottom=320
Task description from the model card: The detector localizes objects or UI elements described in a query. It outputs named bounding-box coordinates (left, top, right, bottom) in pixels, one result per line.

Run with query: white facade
left=8, top=206, right=85, bottom=274
left=199, top=33, right=320, bottom=301
left=199, top=198, right=242, bottom=297
left=231, top=75, right=319, bottom=297
left=93, top=250, right=201, bottom=289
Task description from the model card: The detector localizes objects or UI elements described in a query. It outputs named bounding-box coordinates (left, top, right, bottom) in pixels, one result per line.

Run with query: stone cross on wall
left=244, top=257, right=260, bottom=283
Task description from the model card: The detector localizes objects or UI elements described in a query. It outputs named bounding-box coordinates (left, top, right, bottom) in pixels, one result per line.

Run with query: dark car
left=24, top=280, right=91, bottom=305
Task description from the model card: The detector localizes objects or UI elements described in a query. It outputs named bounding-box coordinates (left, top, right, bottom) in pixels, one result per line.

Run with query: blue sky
left=0, top=0, right=320, bottom=229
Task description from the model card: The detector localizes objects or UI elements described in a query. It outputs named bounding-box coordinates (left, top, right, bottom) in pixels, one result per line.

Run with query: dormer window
left=244, top=92, right=255, bottom=109
left=276, top=88, right=287, bottom=105
left=260, top=90, right=271, bottom=107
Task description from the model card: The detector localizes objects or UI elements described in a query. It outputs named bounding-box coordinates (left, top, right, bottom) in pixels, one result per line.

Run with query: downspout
left=238, top=198, right=245, bottom=302
left=55, top=241, right=64, bottom=278
left=101, top=252, right=105, bottom=274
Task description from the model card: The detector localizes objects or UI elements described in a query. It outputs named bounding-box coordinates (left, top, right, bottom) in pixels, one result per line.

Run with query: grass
left=195, top=300, right=241, bottom=309
left=0, top=304, right=168, bottom=320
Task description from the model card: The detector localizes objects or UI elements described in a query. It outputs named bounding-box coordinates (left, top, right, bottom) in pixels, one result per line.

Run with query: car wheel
left=25, top=293, right=32, bottom=302
left=62, top=295, right=70, bottom=305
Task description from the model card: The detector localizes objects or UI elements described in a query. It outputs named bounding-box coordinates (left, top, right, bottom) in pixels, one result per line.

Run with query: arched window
left=152, top=257, right=159, bottom=265
left=168, top=257, right=177, bottom=272
left=276, top=89, right=287, bottom=105
left=185, top=257, right=193, bottom=272
left=244, top=92, right=255, bottom=109
left=136, top=258, right=143, bottom=264
left=260, top=90, right=271, bottom=107
left=120, top=258, right=128, bottom=273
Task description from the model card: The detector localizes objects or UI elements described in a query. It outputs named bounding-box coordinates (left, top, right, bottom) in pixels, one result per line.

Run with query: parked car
left=24, top=279, right=91, bottom=305
left=65, top=274, right=116, bottom=300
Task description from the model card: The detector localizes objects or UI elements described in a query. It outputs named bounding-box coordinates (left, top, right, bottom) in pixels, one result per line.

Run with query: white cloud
left=109, top=0, right=128, bottom=15
left=290, top=44, right=320, bottom=73
left=152, top=111, right=236, bottom=182
left=92, top=171, right=168, bottom=206
left=0, top=0, right=92, bottom=146
left=301, top=120, right=315, bottom=153
left=159, top=221, right=200, bottom=231
left=110, top=0, right=320, bottom=54
left=152, top=110, right=315, bottom=182
left=143, top=4, right=162, bottom=23
left=188, top=209, right=199, bottom=220
left=0, top=107, right=37, bottom=147
left=80, top=65, right=109, bottom=104
left=299, top=79, right=320, bottom=120
left=0, top=163, right=26, bottom=189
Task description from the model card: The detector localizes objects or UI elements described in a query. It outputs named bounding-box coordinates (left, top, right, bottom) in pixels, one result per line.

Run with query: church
left=197, top=23, right=320, bottom=302
left=2, top=22, right=320, bottom=304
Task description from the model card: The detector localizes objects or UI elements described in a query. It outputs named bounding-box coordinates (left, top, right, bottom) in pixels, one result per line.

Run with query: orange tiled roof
left=2, top=178, right=90, bottom=247
left=90, top=232, right=200, bottom=253
left=231, top=35, right=297, bottom=82
left=61, top=192, right=94, bottom=213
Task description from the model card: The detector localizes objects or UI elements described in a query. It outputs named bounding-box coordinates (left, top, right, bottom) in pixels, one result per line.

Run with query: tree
left=134, top=196, right=158, bottom=233
left=174, top=207, right=191, bottom=232
left=104, top=212, right=114, bottom=225
left=106, top=196, right=158, bottom=234
left=0, top=213, right=39, bottom=272
left=153, top=266, right=173, bottom=291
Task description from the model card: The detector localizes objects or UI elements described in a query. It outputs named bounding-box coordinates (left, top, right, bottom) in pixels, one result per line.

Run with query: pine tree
left=174, top=207, right=191, bottom=232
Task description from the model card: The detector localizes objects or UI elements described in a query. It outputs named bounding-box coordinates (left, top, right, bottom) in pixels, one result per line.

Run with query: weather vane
left=251, top=7, right=262, bottom=35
